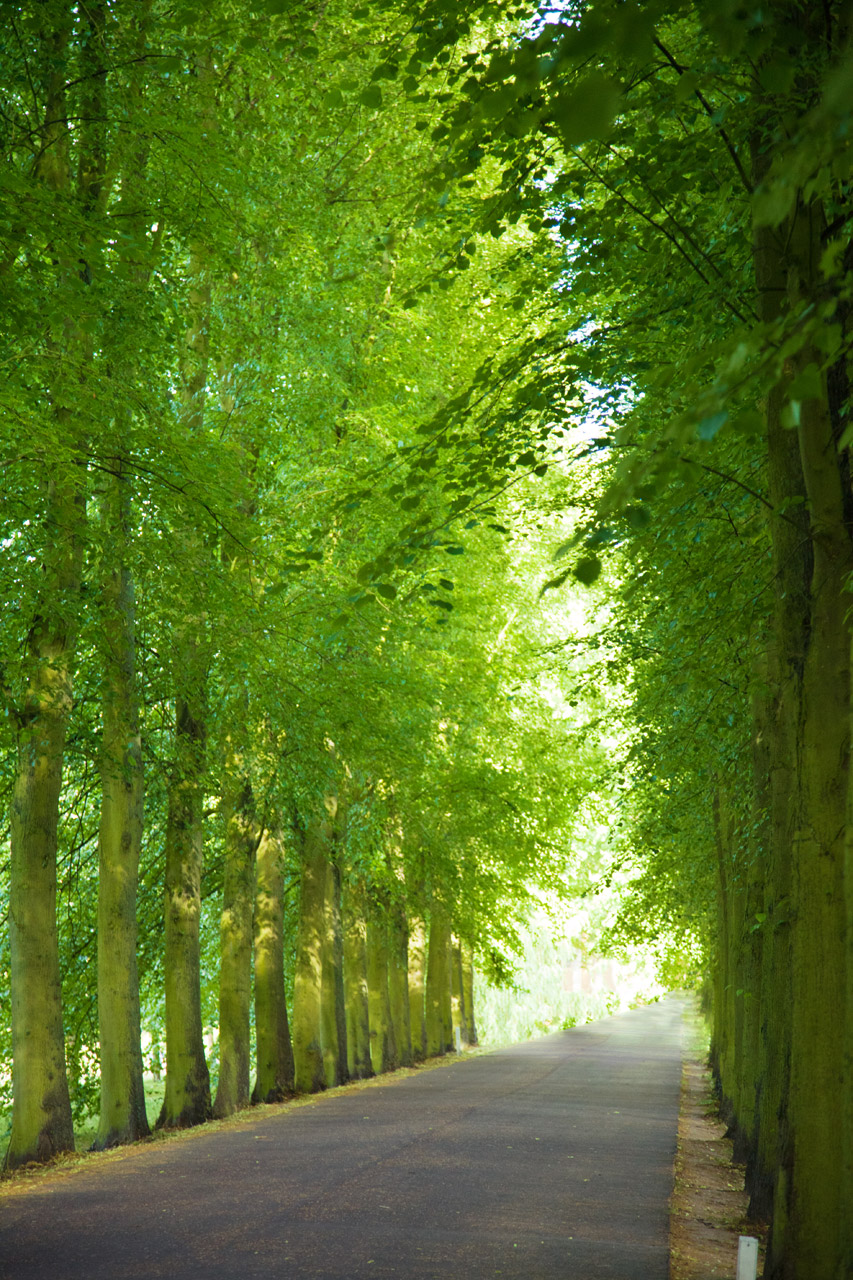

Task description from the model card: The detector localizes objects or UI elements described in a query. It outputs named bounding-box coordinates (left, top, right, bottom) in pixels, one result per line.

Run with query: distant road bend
left=1, top=998, right=685, bottom=1280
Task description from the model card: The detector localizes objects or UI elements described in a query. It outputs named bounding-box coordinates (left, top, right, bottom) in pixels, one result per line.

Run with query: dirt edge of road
left=670, top=1002, right=768, bottom=1279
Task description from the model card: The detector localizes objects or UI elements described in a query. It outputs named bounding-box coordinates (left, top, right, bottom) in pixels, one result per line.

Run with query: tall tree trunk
left=367, top=893, right=397, bottom=1074
left=5, top=468, right=81, bottom=1168
left=293, top=809, right=333, bottom=1093
left=93, top=472, right=148, bottom=1149
left=343, top=877, right=373, bottom=1080
left=451, top=937, right=468, bottom=1048
left=214, top=775, right=257, bottom=1117
left=407, top=910, right=428, bottom=1062
left=4, top=14, right=85, bottom=1169
left=388, top=897, right=412, bottom=1068
left=321, top=852, right=349, bottom=1088
left=158, top=677, right=211, bottom=1129
left=157, top=182, right=213, bottom=1130
left=749, top=131, right=811, bottom=1247
left=461, top=941, right=477, bottom=1046
left=252, top=825, right=294, bottom=1102
left=782, top=331, right=851, bottom=1277
left=91, top=1, right=153, bottom=1150
left=425, top=905, right=451, bottom=1057
left=734, top=675, right=772, bottom=1175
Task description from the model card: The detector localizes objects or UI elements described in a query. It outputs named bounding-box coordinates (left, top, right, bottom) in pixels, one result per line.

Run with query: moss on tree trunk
left=343, top=878, right=374, bottom=1079
left=94, top=476, right=149, bottom=1149
left=158, top=689, right=212, bottom=1130
left=388, top=897, right=412, bottom=1067
left=293, top=811, right=332, bottom=1093
left=367, top=894, right=397, bottom=1075
left=214, top=775, right=257, bottom=1117
left=252, top=825, right=294, bottom=1102
left=407, top=911, right=428, bottom=1062
left=321, top=853, right=348, bottom=1088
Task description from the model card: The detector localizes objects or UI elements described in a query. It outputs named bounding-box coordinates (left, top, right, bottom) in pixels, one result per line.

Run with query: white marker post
left=454, top=1026, right=462, bottom=1053
left=736, top=1236, right=759, bottom=1280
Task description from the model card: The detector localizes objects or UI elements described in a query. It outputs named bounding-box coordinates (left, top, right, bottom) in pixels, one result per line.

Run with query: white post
left=454, top=1026, right=462, bottom=1053
left=736, top=1236, right=759, bottom=1280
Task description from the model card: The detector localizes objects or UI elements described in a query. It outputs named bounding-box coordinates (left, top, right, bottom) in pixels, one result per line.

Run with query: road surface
left=1, top=998, right=684, bottom=1279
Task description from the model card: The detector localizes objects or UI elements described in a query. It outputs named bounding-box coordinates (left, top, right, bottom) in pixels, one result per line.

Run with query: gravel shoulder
left=669, top=999, right=768, bottom=1278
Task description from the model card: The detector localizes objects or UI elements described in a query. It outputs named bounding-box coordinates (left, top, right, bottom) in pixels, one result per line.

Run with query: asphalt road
left=1, top=998, right=684, bottom=1280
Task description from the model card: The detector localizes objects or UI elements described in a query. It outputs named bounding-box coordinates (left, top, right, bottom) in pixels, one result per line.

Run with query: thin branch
left=653, top=37, right=753, bottom=197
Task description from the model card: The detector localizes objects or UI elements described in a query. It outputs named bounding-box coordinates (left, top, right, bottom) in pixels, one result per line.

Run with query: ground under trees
left=1, top=3, right=851, bottom=1278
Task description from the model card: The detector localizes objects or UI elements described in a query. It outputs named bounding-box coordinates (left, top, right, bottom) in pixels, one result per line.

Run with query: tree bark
left=321, top=852, right=349, bottom=1088
left=293, top=809, right=333, bottom=1093
left=451, top=937, right=467, bottom=1048
left=93, top=473, right=149, bottom=1149
left=461, top=941, right=478, bottom=1045
left=158, top=681, right=212, bottom=1129
left=213, top=776, right=257, bottom=1117
left=388, top=896, right=413, bottom=1068
left=4, top=6, right=86, bottom=1173
left=367, top=892, right=397, bottom=1074
left=425, top=905, right=451, bottom=1057
left=343, top=877, right=374, bottom=1080
left=252, top=825, right=294, bottom=1102
left=407, top=910, right=428, bottom=1062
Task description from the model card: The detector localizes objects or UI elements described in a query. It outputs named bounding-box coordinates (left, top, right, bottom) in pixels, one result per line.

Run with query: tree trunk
left=252, top=824, right=294, bottom=1102
left=293, top=809, right=332, bottom=1093
left=93, top=473, right=149, bottom=1149
left=343, top=877, right=374, bottom=1080
left=425, top=906, right=451, bottom=1057
left=4, top=8, right=86, bottom=1174
left=749, top=138, right=853, bottom=1270
left=5, top=533, right=80, bottom=1168
left=451, top=937, right=467, bottom=1048
left=733, top=677, right=772, bottom=1174
left=388, top=897, right=412, bottom=1068
left=748, top=130, right=811, bottom=1247
left=158, top=683, right=212, bottom=1129
left=782, top=347, right=851, bottom=1279
left=367, top=894, right=397, bottom=1074
left=461, top=941, right=477, bottom=1045
left=213, top=775, right=257, bottom=1117
left=321, top=852, right=349, bottom=1088
left=407, top=911, right=428, bottom=1062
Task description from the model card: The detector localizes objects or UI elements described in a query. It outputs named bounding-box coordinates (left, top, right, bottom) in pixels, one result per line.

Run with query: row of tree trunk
left=5, top=724, right=478, bottom=1169
left=708, top=127, right=853, bottom=1280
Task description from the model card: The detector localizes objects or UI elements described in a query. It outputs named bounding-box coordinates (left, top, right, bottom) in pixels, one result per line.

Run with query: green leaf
left=674, top=71, right=699, bottom=104
left=360, top=85, right=383, bottom=110
left=574, top=555, right=602, bottom=586
left=788, top=363, right=823, bottom=401
left=732, top=408, right=764, bottom=435
left=625, top=505, right=650, bottom=531
left=552, top=74, right=620, bottom=147
left=375, top=583, right=397, bottom=600
left=697, top=410, right=728, bottom=440
left=781, top=400, right=801, bottom=429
